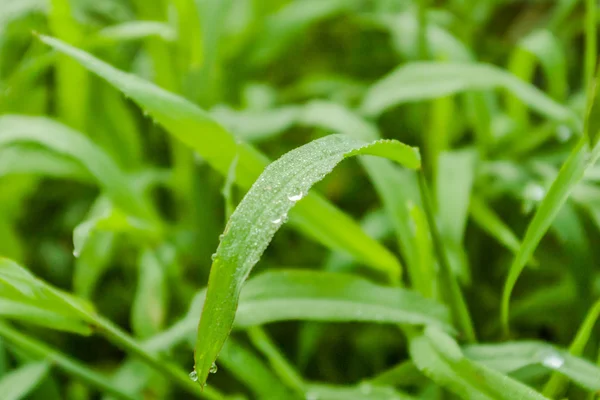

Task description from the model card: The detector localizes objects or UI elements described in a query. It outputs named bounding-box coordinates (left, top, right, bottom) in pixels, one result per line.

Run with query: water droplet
left=73, top=249, right=80, bottom=258
left=542, top=352, right=564, bottom=369
left=305, top=392, right=319, bottom=400
left=210, top=362, right=218, bottom=374
left=189, top=370, right=198, bottom=382
left=556, top=125, right=572, bottom=142
left=211, top=253, right=217, bottom=261
left=359, top=383, right=373, bottom=394
left=288, top=192, right=303, bottom=202
left=219, top=234, right=224, bottom=240
left=271, top=213, right=288, bottom=224
left=524, top=183, right=545, bottom=202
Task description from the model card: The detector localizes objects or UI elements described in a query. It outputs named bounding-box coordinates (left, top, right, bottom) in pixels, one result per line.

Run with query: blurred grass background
left=1, top=0, right=600, bottom=399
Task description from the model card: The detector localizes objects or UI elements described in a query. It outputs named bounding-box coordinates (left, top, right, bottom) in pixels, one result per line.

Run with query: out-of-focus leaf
left=235, top=270, right=452, bottom=329
left=195, top=134, right=421, bottom=385
left=219, top=339, right=294, bottom=399
left=131, top=248, right=168, bottom=339
left=211, top=105, right=301, bottom=142
left=361, top=63, right=579, bottom=127
left=0, top=116, right=152, bottom=219
left=585, top=62, right=600, bottom=147
left=501, top=138, right=600, bottom=332
left=368, top=12, right=472, bottom=62
left=410, top=327, right=549, bottom=400
left=41, top=34, right=405, bottom=291
left=542, top=298, right=600, bottom=397
left=464, top=341, right=600, bottom=392
left=90, top=21, right=176, bottom=45
left=0, top=258, right=94, bottom=334
left=519, top=30, right=567, bottom=100
left=250, top=0, right=357, bottom=66
left=435, top=149, right=476, bottom=282
left=0, top=361, right=49, bottom=400
left=73, top=200, right=158, bottom=258
left=0, top=145, right=91, bottom=181
left=304, top=383, right=417, bottom=400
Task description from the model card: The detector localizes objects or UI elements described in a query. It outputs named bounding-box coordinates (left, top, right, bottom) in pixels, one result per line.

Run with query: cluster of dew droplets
left=189, top=362, right=218, bottom=383
left=270, top=192, right=303, bottom=225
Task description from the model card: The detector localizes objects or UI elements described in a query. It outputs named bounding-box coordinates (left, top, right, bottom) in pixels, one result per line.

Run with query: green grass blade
left=542, top=299, right=600, bottom=397
left=0, top=116, right=153, bottom=220
left=90, top=21, right=176, bottom=45
left=219, top=339, right=294, bottom=399
left=0, top=322, right=137, bottom=400
left=0, top=145, right=91, bottom=181
left=418, top=172, right=476, bottom=342
left=48, top=0, right=88, bottom=130
left=39, top=34, right=403, bottom=281
left=0, top=361, right=48, bottom=400
left=247, top=326, right=305, bottom=394
left=465, top=341, right=600, bottom=392
left=305, top=383, right=417, bottom=400
left=435, top=149, right=476, bottom=282
left=469, top=195, right=534, bottom=263
left=361, top=62, right=579, bottom=127
left=501, top=141, right=584, bottom=331
left=131, top=249, right=168, bottom=339
left=501, top=66, right=600, bottom=332
left=410, top=327, right=549, bottom=400
left=0, top=258, right=94, bottom=334
left=235, top=270, right=451, bottom=329
left=194, top=134, right=421, bottom=385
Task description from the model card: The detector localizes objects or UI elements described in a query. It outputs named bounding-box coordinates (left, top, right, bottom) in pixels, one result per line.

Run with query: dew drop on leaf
left=189, top=370, right=198, bottom=382
left=287, top=192, right=303, bottom=202
left=209, top=362, right=218, bottom=374
left=541, top=352, right=564, bottom=369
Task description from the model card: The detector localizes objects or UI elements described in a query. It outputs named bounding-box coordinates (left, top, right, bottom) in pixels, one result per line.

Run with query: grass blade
left=410, top=327, right=549, bottom=400
left=542, top=299, right=600, bottom=397
left=361, top=62, right=579, bottom=128
left=235, top=270, right=451, bottom=329
left=0, top=361, right=48, bottom=400
left=0, top=116, right=152, bottom=220
left=465, top=341, right=600, bottom=392
left=194, top=134, right=421, bottom=385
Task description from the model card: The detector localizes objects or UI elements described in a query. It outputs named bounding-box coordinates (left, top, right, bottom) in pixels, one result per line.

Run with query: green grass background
left=1, top=0, right=600, bottom=399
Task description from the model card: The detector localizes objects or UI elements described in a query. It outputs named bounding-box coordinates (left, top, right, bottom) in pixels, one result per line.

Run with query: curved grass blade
left=305, top=383, right=417, bottom=400
left=500, top=139, right=591, bottom=333
left=0, top=361, right=48, bottom=400
left=0, top=145, right=91, bottom=181
left=236, top=270, right=451, bottom=329
left=410, top=327, right=549, bottom=400
left=194, top=134, right=421, bottom=385
left=0, top=258, right=95, bottom=334
left=90, top=21, right=176, bottom=45
left=0, top=116, right=152, bottom=220
left=361, top=62, right=579, bottom=128
left=40, top=34, right=403, bottom=283
left=219, top=339, right=294, bottom=399
left=542, top=298, right=600, bottom=397
left=501, top=66, right=600, bottom=333
left=464, top=341, right=600, bottom=392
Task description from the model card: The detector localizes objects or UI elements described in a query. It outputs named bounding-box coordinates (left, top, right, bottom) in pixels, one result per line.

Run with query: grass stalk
left=417, top=171, right=476, bottom=342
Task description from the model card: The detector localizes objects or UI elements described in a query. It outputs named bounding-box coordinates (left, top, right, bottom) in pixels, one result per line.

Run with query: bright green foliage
left=0, top=361, right=48, bottom=400
left=1, top=1, right=600, bottom=399
left=195, top=134, right=420, bottom=384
